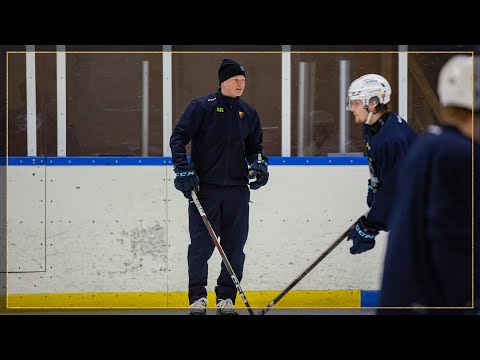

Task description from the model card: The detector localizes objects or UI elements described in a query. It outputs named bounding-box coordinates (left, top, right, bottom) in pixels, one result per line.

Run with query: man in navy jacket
left=345, top=74, right=417, bottom=255
left=378, top=55, right=479, bottom=314
left=170, top=59, right=269, bottom=315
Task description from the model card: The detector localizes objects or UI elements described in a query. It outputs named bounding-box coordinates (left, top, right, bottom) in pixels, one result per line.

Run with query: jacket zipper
left=224, top=103, right=233, bottom=185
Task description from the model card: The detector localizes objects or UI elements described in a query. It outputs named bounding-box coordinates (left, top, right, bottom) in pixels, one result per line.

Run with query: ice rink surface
left=1, top=308, right=377, bottom=315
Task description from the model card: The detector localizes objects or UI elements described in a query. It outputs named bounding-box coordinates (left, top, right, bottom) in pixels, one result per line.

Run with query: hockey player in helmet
left=346, top=74, right=417, bottom=254
left=378, top=55, right=480, bottom=313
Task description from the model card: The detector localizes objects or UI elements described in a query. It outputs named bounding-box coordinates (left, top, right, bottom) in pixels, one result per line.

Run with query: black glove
left=248, top=154, right=269, bottom=190
left=347, top=216, right=380, bottom=255
left=173, top=163, right=199, bottom=200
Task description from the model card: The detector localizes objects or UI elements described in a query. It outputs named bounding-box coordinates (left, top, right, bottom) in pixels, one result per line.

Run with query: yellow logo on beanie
left=217, top=107, right=224, bottom=112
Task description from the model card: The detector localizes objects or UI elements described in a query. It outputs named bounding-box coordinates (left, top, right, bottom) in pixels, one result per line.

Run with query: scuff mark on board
left=112, top=223, right=167, bottom=275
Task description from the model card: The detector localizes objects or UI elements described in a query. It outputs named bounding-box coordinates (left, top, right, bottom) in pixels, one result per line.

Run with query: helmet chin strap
left=365, top=102, right=381, bottom=125
left=365, top=111, right=374, bottom=125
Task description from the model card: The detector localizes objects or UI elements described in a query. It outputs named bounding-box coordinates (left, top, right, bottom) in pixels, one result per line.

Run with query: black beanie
left=218, top=59, right=246, bottom=84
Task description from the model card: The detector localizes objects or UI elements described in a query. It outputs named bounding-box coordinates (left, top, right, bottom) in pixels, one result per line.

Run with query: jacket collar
left=216, top=90, right=239, bottom=107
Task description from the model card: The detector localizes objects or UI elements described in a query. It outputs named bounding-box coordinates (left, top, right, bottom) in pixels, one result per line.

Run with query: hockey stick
left=257, top=210, right=370, bottom=315
left=191, top=190, right=255, bottom=316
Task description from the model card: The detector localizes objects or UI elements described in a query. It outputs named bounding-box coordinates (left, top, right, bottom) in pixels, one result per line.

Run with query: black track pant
left=187, top=184, right=250, bottom=305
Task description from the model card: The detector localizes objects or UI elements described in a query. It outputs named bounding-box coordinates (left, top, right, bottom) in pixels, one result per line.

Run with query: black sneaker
left=216, top=298, right=238, bottom=315
left=189, top=297, right=208, bottom=315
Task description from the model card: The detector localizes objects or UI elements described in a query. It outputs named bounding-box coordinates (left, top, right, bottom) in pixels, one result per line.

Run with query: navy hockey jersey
left=363, top=112, right=417, bottom=230
left=378, top=125, right=479, bottom=312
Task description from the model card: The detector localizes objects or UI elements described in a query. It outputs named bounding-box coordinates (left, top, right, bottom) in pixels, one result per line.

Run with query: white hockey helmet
left=346, top=74, right=392, bottom=111
left=437, top=55, right=480, bottom=111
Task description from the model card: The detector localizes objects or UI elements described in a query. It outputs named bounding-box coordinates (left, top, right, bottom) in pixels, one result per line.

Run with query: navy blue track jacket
left=170, top=91, right=264, bottom=186
left=363, top=112, right=417, bottom=230
left=379, top=125, right=479, bottom=309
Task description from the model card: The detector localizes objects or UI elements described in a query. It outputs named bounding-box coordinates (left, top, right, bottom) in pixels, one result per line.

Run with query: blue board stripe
left=5, top=156, right=368, bottom=166
left=361, top=290, right=380, bottom=307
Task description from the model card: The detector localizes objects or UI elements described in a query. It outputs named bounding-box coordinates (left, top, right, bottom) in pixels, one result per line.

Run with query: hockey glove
left=248, top=154, right=269, bottom=190
left=347, top=216, right=380, bottom=255
left=173, top=163, right=199, bottom=200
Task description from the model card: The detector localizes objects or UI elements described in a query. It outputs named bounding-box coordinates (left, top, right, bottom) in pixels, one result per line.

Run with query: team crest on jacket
left=239, top=111, right=245, bottom=119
